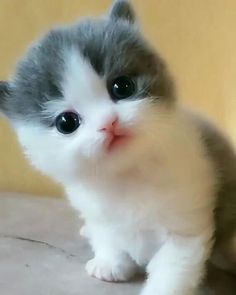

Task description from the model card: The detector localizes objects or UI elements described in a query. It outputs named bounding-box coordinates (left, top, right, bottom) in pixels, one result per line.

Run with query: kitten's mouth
left=105, top=132, right=133, bottom=153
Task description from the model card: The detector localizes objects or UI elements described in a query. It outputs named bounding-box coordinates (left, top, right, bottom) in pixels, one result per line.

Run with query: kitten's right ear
left=109, top=0, right=136, bottom=24
left=0, top=81, right=10, bottom=113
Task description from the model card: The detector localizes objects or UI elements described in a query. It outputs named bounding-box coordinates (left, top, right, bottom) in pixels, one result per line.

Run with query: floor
left=0, top=193, right=142, bottom=295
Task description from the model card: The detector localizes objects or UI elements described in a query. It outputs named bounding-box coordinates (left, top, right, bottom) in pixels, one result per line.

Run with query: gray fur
left=109, top=0, right=136, bottom=23
left=198, top=118, right=236, bottom=273
left=193, top=116, right=236, bottom=294
left=200, top=263, right=236, bottom=295
left=4, top=33, right=66, bottom=124
left=0, top=81, right=10, bottom=111
left=0, top=2, right=174, bottom=125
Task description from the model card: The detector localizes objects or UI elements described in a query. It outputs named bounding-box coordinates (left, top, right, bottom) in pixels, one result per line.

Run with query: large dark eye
left=55, top=112, right=81, bottom=134
left=110, top=76, right=135, bottom=101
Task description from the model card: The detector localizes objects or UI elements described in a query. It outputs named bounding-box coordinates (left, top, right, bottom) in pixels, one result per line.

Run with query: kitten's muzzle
left=98, top=116, right=133, bottom=152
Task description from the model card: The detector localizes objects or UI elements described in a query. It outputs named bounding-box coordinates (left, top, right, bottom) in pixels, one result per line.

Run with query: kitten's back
left=192, top=112, right=236, bottom=293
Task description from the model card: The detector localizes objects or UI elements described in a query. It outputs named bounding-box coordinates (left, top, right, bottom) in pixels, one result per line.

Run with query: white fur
left=15, top=51, right=217, bottom=295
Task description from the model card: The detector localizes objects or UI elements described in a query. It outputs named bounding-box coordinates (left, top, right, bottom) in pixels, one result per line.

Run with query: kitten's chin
left=104, top=133, right=133, bottom=154
left=95, top=136, right=151, bottom=175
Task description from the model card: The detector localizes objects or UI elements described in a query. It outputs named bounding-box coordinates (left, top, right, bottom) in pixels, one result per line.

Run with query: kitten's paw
left=85, top=257, right=136, bottom=282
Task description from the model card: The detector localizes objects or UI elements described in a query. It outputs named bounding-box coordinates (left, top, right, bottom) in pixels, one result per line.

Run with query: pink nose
left=99, top=116, right=119, bottom=134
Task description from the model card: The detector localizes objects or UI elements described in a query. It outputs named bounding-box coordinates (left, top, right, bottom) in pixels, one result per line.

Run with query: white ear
left=109, top=0, right=136, bottom=24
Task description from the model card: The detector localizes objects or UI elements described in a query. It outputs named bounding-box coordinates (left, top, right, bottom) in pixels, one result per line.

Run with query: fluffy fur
left=0, top=1, right=235, bottom=294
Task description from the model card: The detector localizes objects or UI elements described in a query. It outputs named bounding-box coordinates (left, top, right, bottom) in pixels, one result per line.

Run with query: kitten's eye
left=110, top=76, right=135, bottom=101
left=55, top=112, right=81, bottom=134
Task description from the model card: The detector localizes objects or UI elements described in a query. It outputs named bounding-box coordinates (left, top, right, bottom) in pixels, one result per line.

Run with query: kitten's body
left=0, top=1, right=235, bottom=294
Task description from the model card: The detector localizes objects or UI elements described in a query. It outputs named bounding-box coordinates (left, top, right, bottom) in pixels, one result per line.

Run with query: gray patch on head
left=3, top=0, right=175, bottom=126
left=75, top=18, right=174, bottom=100
left=4, top=32, right=66, bottom=125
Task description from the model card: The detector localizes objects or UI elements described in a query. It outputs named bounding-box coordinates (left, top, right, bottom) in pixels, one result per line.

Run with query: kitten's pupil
left=55, top=112, right=81, bottom=134
left=110, top=76, right=135, bottom=101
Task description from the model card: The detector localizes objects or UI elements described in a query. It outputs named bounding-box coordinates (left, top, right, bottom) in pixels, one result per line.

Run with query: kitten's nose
left=99, top=116, right=119, bottom=134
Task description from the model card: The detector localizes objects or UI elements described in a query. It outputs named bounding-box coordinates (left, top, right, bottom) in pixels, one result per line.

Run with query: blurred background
left=0, top=0, right=235, bottom=197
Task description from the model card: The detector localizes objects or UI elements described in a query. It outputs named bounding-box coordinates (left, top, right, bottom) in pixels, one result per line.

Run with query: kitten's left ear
left=109, top=0, right=136, bottom=24
left=0, top=81, right=10, bottom=113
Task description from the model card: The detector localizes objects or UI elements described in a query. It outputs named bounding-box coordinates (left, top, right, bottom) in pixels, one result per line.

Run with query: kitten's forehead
left=62, top=48, right=109, bottom=108
left=75, top=19, right=158, bottom=78
left=6, top=15, right=174, bottom=124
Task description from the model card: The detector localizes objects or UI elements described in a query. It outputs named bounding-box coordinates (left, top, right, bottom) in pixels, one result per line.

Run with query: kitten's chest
left=123, top=223, right=167, bottom=266
left=93, top=181, right=163, bottom=223
left=87, top=182, right=168, bottom=263
left=69, top=174, right=189, bottom=228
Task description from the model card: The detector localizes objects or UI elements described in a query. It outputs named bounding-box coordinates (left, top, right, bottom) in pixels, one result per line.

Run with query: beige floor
left=0, top=193, right=142, bottom=295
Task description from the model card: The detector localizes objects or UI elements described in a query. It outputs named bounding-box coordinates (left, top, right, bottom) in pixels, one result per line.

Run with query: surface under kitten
left=0, top=1, right=235, bottom=295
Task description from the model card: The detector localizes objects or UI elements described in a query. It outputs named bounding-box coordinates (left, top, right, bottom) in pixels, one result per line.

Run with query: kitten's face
left=0, top=1, right=175, bottom=183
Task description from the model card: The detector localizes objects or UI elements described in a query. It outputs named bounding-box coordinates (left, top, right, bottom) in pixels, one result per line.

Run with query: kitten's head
left=0, top=0, right=176, bottom=183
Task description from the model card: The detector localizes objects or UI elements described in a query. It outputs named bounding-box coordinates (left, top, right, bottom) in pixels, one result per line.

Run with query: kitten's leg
left=85, top=224, right=138, bottom=282
left=141, top=232, right=213, bottom=295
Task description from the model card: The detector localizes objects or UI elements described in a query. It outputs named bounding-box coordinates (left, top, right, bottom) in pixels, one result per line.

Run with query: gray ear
left=109, top=0, right=136, bottom=23
left=0, top=81, right=10, bottom=112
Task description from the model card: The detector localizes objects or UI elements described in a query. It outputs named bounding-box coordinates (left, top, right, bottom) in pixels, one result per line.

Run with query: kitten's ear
left=109, top=0, right=136, bottom=24
left=0, top=81, right=10, bottom=113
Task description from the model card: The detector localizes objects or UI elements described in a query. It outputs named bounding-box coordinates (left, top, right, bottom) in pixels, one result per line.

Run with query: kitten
left=0, top=1, right=235, bottom=294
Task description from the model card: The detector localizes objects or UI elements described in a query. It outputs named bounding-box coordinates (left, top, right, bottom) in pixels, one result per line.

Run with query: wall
left=0, top=0, right=235, bottom=197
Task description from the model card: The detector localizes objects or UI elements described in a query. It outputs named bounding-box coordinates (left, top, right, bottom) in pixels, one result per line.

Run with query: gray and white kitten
left=0, top=1, right=235, bottom=294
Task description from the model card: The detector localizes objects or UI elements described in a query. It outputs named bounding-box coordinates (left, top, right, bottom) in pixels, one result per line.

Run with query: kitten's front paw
left=86, top=257, right=136, bottom=282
